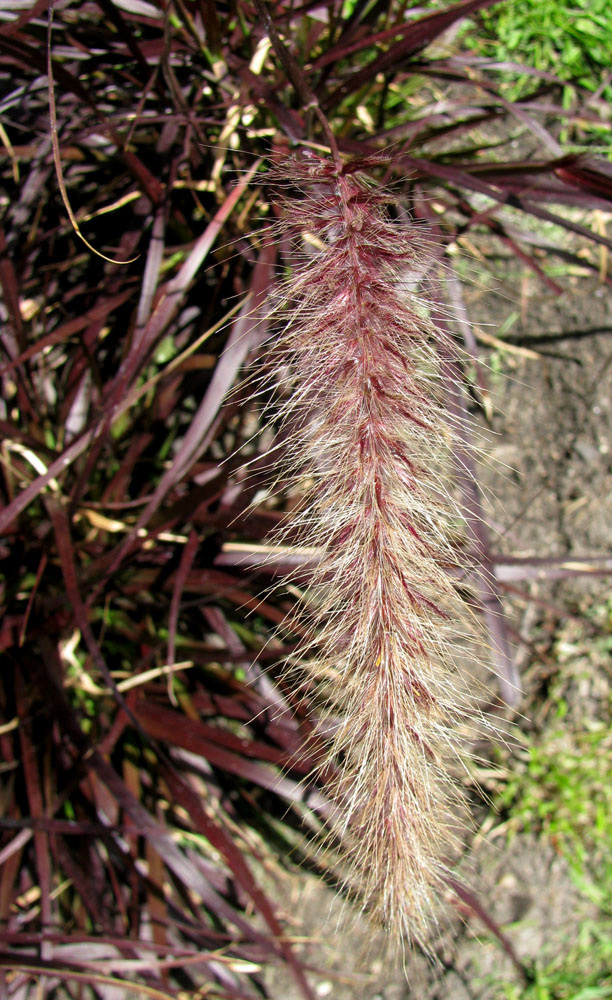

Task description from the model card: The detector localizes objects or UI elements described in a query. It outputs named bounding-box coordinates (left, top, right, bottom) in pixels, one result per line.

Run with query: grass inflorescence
left=254, top=152, right=484, bottom=945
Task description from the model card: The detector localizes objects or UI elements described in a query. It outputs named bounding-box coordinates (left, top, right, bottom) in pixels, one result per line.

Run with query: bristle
left=258, top=153, right=477, bottom=946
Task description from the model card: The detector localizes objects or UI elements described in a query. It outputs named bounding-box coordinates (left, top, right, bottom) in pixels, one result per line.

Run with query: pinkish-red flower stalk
left=260, top=153, right=476, bottom=945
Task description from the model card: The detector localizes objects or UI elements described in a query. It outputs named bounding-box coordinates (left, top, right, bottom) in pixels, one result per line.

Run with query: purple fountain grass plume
left=255, top=151, right=484, bottom=946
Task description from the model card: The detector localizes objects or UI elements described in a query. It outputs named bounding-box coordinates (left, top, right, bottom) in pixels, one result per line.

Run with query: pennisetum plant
left=250, top=146, right=489, bottom=948
left=244, top=3, right=494, bottom=948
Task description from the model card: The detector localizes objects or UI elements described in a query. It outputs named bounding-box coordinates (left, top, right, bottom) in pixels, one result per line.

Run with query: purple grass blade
left=445, top=875, right=527, bottom=980
left=87, top=751, right=292, bottom=966
left=15, top=687, right=53, bottom=962
left=135, top=203, right=166, bottom=333
left=0, top=224, right=25, bottom=349
left=321, top=0, right=501, bottom=110
left=157, top=763, right=317, bottom=1000
left=98, top=240, right=276, bottom=584
left=129, top=160, right=262, bottom=360
left=396, top=154, right=612, bottom=248
left=433, top=278, right=521, bottom=707
left=0, top=291, right=133, bottom=377
left=167, top=528, right=199, bottom=683
left=494, top=554, right=612, bottom=582
left=0, top=431, right=95, bottom=534
left=133, top=700, right=327, bottom=798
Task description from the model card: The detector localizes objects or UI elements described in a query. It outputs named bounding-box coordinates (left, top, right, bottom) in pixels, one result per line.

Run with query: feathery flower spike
left=261, top=152, right=478, bottom=946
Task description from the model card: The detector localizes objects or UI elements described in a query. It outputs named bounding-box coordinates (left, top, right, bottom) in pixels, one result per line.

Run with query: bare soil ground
left=264, top=263, right=612, bottom=999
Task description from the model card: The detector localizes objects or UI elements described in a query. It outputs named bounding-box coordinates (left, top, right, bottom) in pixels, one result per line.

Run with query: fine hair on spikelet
left=250, top=150, right=488, bottom=948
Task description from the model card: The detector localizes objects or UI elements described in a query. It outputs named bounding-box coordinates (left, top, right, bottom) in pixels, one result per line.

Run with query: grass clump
left=464, top=0, right=612, bottom=123
left=502, top=930, right=612, bottom=1000
left=497, top=725, right=612, bottom=887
